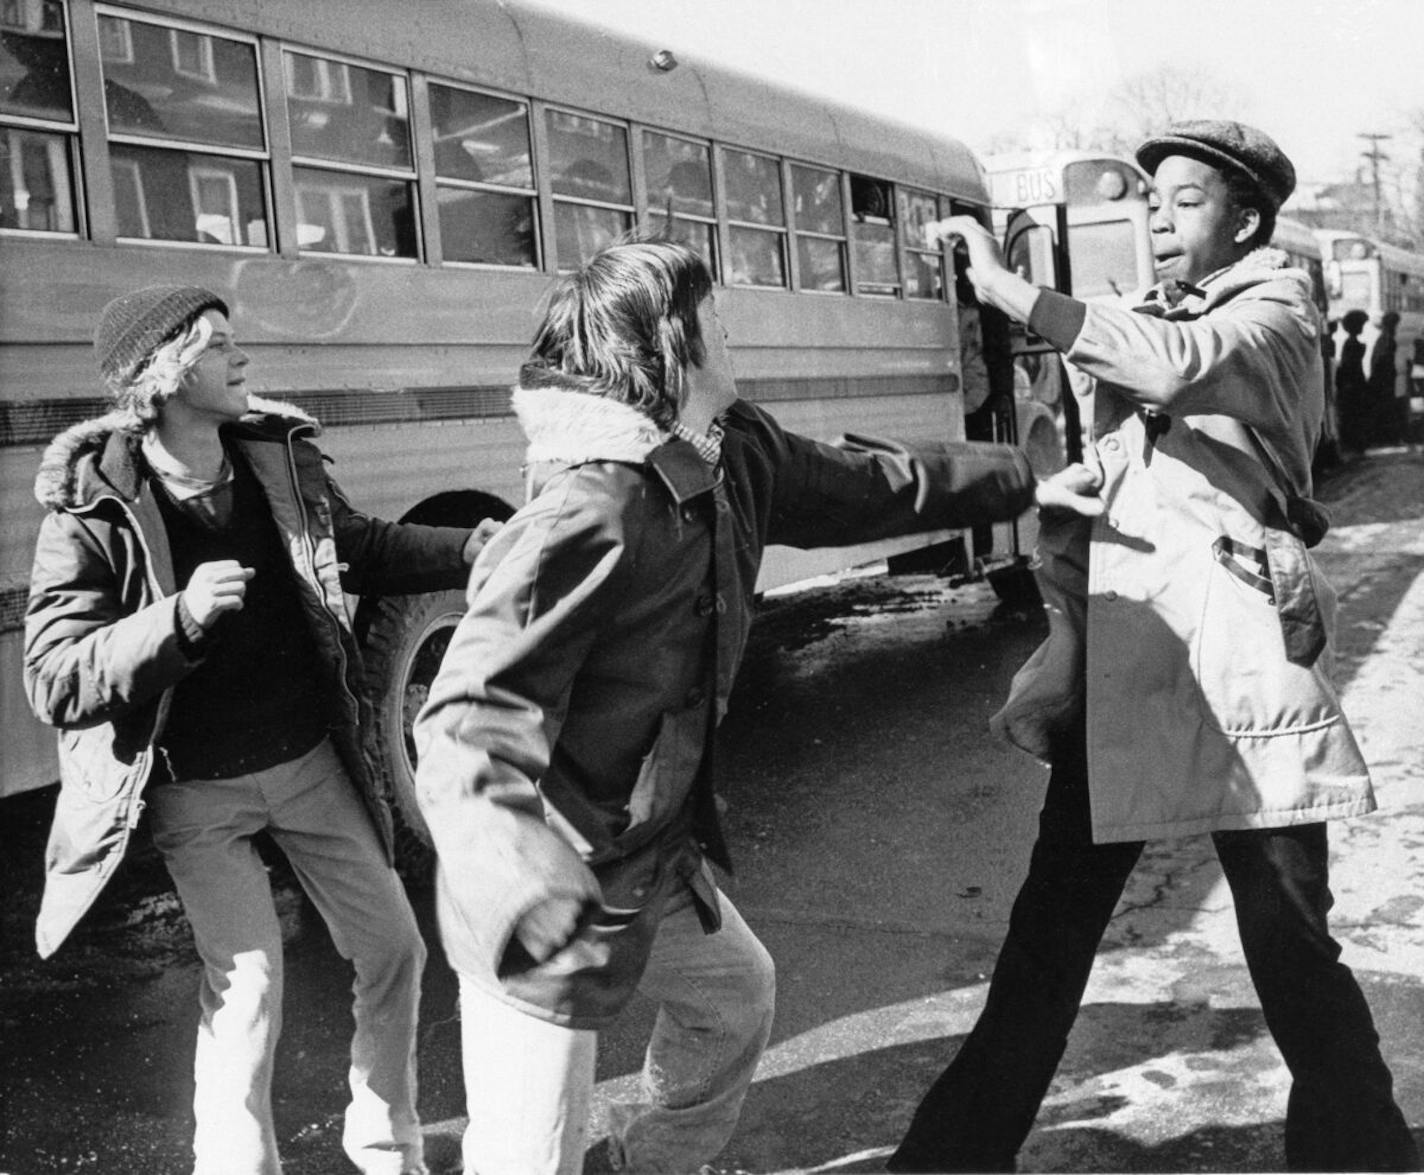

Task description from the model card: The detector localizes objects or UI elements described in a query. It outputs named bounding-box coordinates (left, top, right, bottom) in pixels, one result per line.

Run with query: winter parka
left=24, top=399, right=472, bottom=958
left=414, top=384, right=1037, bottom=1027
left=993, top=248, right=1374, bottom=842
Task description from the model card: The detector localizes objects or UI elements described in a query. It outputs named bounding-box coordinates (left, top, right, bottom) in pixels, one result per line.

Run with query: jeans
left=148, top=738, right=426, bottom=1175
left=458, top=881, right=775, bottom=1174
left=890, top=734, right=1419, bottom=1174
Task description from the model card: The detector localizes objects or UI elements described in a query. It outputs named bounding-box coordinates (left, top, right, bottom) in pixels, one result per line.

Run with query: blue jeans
left=148, top=738, right=426, bottom=1175
left=890, top=733, right=1419, bottom=1173
left=457, top=880, right=775, bottom=1174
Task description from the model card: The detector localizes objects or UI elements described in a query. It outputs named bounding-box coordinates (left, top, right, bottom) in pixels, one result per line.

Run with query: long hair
left=524, top=237, right=713, bottom=428
left=114, top=314, right=213, bottom=427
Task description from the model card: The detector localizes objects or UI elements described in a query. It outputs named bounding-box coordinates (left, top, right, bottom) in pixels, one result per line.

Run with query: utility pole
left=1359, top=132, right=1392, bottom=236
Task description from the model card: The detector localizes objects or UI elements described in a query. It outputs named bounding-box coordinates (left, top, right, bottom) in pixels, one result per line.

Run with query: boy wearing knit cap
left=892, top=122, right=1419, bottom=1172
left=24, top=286, right=494, bottom=1175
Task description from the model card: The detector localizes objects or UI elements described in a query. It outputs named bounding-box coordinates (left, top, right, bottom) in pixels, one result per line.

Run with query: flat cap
left=1136, top=120, right=1296, bottom=211
left=94, top=284, right=228, bottom=387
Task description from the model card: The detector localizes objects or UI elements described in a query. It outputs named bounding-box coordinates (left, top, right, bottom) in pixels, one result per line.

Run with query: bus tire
left=361, top=586, right=468, bottom=885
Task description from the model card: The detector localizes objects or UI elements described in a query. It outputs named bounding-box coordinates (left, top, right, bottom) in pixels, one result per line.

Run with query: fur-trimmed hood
left=511, top=382, right=667, bottom=467
left=34, top=395, right=318, bottom=510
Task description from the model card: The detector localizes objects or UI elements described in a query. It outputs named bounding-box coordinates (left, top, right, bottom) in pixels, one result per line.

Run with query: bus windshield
left=1065, top=220, right=1141, bottom=299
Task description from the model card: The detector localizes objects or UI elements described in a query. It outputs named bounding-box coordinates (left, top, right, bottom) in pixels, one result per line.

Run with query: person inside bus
left=409, top=235, right=1106, bottom=1175
left=23, top=285, right=499, bottom=1175
left=892, top=121, right=1419, bottom=1174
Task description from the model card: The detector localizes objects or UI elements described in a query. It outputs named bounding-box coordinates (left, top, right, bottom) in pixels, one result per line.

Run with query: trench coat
left=414, top=381, right=1037, bottom=1027
left=993, top=248, right=1373, bottom=842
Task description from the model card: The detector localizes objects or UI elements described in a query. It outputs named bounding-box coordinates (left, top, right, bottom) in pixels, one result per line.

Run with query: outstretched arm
left=926, top=215, right=1043, bottom=323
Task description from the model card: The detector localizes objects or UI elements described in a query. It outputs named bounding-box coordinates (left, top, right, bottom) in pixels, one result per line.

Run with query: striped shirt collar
left=668, top=418, right=725, bottom=466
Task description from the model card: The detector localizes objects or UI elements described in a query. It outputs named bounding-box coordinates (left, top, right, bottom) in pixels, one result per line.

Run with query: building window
left=791, top=163, right=845, bottom=293
left=546, top=108, right=631, bottom=268
left=642, top=130, right=715, bottom=276
left=0, top=0, right=78, bottom=234
left=169, top=28, right=215, bottom=85
left=97, top=9, right=268, bottom=247
left=285, top=53, right=352, bottom=104
left=97, top=12, right=133, bottom=64
left=429, top=82, right=536, bottom=267
left=284, top=50, right=415, bottom=258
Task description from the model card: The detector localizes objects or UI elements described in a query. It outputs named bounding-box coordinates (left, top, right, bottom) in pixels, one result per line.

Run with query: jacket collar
left=511, top=383, right=719, bottom=504
left=34, top=395, right=317, bottom=510
left=1136, top=245, right=1305, bottom=320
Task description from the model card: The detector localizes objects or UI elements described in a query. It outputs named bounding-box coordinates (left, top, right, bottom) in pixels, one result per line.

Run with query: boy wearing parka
left=411, top=238, right=1104, bottom=1174
left=24, top=286, right=491, bottom=1175
left=892, top=123, right=1419, bottom=1173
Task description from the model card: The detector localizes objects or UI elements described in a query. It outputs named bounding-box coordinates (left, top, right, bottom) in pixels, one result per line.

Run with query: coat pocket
left=58, top=726, right=127, bottom=803
left=624, top=706, right=706, bottom=835
left=1193, top=534, right=1339, bottom=735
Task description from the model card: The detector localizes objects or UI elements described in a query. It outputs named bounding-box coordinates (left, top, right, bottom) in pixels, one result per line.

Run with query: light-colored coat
left=23, top=401, right=471, bottom=957
left=994, top=249, right=1373, bottom=842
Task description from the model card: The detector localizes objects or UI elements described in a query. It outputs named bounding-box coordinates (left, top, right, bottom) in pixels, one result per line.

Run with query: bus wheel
left=361, top=587, right=467, bottom=885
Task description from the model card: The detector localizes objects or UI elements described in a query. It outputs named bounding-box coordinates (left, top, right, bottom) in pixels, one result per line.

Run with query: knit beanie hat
left=94, top=284, right=229, bottom=397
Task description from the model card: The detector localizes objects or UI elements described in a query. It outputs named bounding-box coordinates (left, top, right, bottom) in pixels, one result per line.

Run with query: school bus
left=1320, top=228, right=1424, bottom=416
left=0, top=0, right=1034, bottom=831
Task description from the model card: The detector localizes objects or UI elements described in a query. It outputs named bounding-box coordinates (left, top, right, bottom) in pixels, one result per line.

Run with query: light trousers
left=458, top=883, right=775, bottom=1174
left=148, top=738, right=427, bottom=1175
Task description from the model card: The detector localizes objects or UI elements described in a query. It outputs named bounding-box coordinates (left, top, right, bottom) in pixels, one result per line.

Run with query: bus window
left=722, top=147, right=786, bottom=288
left=546, top=108, right=631, bottom=268
left=898, top=187, right=943, bottom=299
left=643, top=130, right=716, bottom=275
left=791, top=162, right=845, bottom=293
left=850, top=174, right=898, bottom=296
left=1065, top=220, right=1139, bottom=299
left=1334, top=238, right=1373, bottom=261
left=429, top=83, right=536, bottom=267
left=285, top=50, right=415, bottom=258
left=1, top=0, right=78, bottom=234
left=97, top=11, right=268, bottom=247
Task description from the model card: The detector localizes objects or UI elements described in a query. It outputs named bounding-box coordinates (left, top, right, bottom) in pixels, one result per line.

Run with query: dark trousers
left=889, top=735, right=1419, bottom=1173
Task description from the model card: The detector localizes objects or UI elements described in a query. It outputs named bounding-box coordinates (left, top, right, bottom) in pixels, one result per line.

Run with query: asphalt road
left=2, top=449, right=1422, bottom=1175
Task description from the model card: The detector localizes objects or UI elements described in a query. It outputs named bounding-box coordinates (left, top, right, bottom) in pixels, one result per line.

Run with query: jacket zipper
left=282, top=428, right=360, bottom=715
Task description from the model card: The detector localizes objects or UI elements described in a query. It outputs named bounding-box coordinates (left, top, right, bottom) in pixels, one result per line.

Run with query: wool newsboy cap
left=94, top=284, right=229, bottom=388
left=1136, top=120, right=1296, bottom=211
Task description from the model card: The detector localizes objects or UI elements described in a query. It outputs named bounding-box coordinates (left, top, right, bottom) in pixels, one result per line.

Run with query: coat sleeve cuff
left=1027, top=289, right=1088, bottom=351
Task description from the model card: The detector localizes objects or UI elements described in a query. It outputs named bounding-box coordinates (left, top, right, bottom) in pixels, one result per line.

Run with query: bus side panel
left=0, top=239, right=552, bottom=354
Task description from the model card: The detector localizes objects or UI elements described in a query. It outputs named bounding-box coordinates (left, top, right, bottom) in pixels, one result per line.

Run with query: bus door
left=997, top=154, right=1153, bottom=466
left=933, top=203, right=1068, bottom=601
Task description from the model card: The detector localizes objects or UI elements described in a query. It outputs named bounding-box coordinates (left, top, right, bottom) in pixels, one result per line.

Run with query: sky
left=528, top=0, right=1424, bottom=200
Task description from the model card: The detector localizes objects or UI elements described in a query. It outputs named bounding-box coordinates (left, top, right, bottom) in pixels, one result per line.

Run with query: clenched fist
left=182, top=560, right=255, bottom=630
